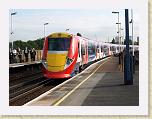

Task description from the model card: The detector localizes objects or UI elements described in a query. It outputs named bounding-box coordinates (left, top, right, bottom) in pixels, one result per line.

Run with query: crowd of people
left=9, top=47, right=37, bottom=64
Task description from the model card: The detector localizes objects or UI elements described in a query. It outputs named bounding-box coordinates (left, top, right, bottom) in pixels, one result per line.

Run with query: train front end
left=42, top=32, right=78, bottom=79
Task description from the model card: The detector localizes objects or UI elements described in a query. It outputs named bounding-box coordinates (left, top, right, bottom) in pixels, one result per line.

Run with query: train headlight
left=42, top=59, right=48, bottom=69
left=64, top=57, right=73, bottom=69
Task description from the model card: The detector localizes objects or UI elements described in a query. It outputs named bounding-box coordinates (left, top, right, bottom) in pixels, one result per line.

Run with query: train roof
left=47, top=32, right=72, bottom=38
left=47, top=32, right=139, bottom=48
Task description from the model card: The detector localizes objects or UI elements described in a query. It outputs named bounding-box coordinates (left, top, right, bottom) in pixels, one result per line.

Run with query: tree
left=9, top=42, right=12, bottom=49
left=111, top=38, right=116, bottom=44
left=9, top=38, right=44, bottom=50
left=77, top=33, right=82, bottom=36
left=124, top=39, right=132, bottom=45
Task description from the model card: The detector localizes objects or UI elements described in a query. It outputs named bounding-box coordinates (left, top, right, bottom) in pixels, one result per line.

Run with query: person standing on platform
left=17, top=47, right=22, bottom=63
left=30, top=48, right=36, bottom=61
left=13, top=48, right=17, bottom=63
left=32, top=48, right=36, bottom=61
left=9, top=48, right=13, bottom=64
left=24, top=47, right=29, bottom=62
left=30, top=48, right=33, bottom=61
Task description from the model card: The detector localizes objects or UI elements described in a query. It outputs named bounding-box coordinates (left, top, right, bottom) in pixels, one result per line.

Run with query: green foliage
left=111, top=38, right=116, bottom=44
left=10, top=38, right=45, bottom=50
left=124, top=39, right=139, bottom=45
left=124, top=39, right=133, bottom=45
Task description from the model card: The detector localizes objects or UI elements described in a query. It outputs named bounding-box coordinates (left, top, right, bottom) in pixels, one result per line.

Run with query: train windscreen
left=48, top=38, right=71, bottom=51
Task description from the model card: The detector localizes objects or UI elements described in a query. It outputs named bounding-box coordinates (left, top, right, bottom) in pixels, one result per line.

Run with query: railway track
left=9, top=76, right=65, bottom=106
left=9, top=64, right=66, bottom=106
left=9, top=57, right=108, bottom=106
left=9, top=64, right=42, bottom=81
left=9, top=71, right=43, bottom=87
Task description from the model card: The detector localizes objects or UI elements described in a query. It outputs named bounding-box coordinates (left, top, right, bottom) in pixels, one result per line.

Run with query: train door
left=109, top=45, right=112, bottom=55
left=77, top=39, right=82, bottom=64
left=108, top=45, right=110, bottom=55
left=88, top=41, right=96, bottom=62
left=96, top=42, right=100, bottom=60
left=85, top=40, right=88, bottom=64
left=103, top=44, right=109, bottom=57
left=100, top=43, right=104, bottom=58
left=111, top=45, right=116, bottom=56
left=117, top=46, right=119, bottom=53
left=81, top=39, right=87, bottom=65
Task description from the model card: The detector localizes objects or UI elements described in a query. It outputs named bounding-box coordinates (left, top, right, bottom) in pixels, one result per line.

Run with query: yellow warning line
left=53, top=57, right=110, bottom=106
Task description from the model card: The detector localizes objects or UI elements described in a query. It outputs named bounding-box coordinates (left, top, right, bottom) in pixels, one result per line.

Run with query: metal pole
left=124, top=9, right=133, bottom=85
left=131, top=9, right=134, bottom=56
left=131, top=9, right=135, bottom=73
left=121, top=28, right=124, bottom=45
left=117, top=13, right=121, bottom=64
left=118, top=13, right=120, bottom=52
left=44, top=24, right=45, bottom=39
left=119, top=23, right=121, bottom=51
left=95, top=34, right=97, bottom=41
left=44, top=23, right=49, bottom=39
left=11, top=14, right=12, bottom=34
left=66, top=29, right=69, bottom=32
left=10, top=12, right=17, bottom=49
left=10, top=14, right=13, bottom=49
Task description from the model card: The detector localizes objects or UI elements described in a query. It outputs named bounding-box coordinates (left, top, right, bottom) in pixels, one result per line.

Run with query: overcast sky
left=9, top=9, right=139, bottom=42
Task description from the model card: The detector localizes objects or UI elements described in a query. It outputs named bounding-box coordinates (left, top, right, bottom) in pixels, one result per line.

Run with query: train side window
left=101, top=45, right=103, bottom=52
left=110, top=46, right=112, bottom=51
left=81, top=44, right=85, bottom=55
left=97, top=45, right=100, bottom=53
left=78, top=42, right=80, bottom=57
left=117, top=47, right=119, bottom=50
left=92, top=43, right=95, bottom=54
left=97, top=49, right=100, bottom=53
left=88, top=42, right=91, bottom=55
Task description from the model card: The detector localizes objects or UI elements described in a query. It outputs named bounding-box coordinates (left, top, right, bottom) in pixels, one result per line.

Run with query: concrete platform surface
left=25, top=56, right=139, bottom=106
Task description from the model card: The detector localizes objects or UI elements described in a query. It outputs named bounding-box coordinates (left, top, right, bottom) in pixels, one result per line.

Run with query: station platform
left=9, top=61, right=41, bottom=68
left=24, top=56, right=139, bottom=106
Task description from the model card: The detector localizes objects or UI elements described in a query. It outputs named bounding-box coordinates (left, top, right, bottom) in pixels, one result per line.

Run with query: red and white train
left=42, top=32, right=138, bottom=79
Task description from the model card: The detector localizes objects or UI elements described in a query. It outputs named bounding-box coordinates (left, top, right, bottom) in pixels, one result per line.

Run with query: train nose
left=46, top=52, right=68, bottom=72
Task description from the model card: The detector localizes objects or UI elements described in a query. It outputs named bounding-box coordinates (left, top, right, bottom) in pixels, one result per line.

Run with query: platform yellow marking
left=53, top=57, right=110, bottom=106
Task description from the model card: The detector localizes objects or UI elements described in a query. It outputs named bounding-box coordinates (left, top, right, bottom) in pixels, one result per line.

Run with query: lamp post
left=130, top=9, right=135, bottom=73
left=94, top=34, right=98, bottom=41
left=121, top=28, right=124, bottom=45
left=10, top=12, right=17, bottom=49
left=65, top=28, right=69, bottom=32
left=124, top=9, right=133, bottom=85
left=130, top=9, right=134, bottom=56
left=44, top=22, right=49, bottom=39
left=116, top=22, right=121, bottom=51
left=112, top=11, right=120, bottom=52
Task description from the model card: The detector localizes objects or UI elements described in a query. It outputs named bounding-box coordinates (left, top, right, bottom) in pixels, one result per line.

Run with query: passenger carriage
left=42, top=32, right=137, bottom=79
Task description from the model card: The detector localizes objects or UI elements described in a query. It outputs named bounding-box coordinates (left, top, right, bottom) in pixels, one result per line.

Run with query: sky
left=9, top=9, right=139, bottom=42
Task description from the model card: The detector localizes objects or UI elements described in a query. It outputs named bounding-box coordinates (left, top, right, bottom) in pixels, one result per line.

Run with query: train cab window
left=48, top=38, right=71, bottom=51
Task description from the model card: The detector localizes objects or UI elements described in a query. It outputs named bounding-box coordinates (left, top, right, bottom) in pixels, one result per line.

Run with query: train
left=42, top=32, right=139, bottom=79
